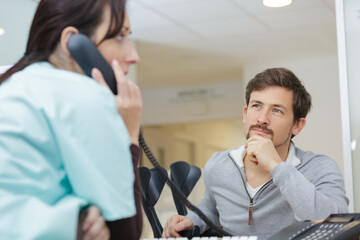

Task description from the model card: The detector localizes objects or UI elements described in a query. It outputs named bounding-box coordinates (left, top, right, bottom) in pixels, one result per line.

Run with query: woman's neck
left=48, top=44, right=84, bottom=74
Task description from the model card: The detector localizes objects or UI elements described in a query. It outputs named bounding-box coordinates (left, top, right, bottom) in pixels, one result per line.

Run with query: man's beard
left=246, top=124, right=292, bottom=148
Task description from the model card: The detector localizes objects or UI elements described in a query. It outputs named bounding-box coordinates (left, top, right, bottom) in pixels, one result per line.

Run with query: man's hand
left=245, top=135, right=282, bottom=172
left=162, top=215, right=194, bottom=238
left=78, top=206, right=110, bottom=240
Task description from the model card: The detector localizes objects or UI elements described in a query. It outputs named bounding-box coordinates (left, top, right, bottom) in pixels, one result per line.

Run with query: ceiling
left=127, top=0, right=337, bottom=87
left=0, top=0, right=337, bottom=87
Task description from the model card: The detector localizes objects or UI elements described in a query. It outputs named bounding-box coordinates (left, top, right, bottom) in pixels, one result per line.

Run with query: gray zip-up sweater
left=186, top=143, right=349, bottom=240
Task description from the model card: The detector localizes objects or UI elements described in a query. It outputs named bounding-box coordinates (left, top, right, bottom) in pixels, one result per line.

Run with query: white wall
left=243, top=56, right=344, bottom=174
left=339, top=0, right=360, bottom=212
left=141, top=81, right=244, bottom=126
left=0, top=0, right=37, bottom=66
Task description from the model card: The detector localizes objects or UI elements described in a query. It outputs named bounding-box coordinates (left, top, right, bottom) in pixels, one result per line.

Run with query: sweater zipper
left=246, top=181, right=272, bottom=225
left=237, top=163, right=272, bottom=225
left=248, top=199, right=253, bottom=225
left=228, top=152, right=273, bottom=226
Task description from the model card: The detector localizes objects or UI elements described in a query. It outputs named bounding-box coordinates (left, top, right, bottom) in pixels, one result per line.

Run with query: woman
left=0, top=0, right=142, bottom=239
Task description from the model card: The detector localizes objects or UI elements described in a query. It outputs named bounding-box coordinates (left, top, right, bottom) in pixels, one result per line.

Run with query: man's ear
left=59, top=26, right=79, bottom=57
left=292, top=118, right=306, bottom=137
left=243, top=105, right=248, bottom=124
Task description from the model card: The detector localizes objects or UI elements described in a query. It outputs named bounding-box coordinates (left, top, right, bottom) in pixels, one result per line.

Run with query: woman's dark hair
left=245, top=67, right=312, bottom=122
left=0, top=0, right=126, bottom=83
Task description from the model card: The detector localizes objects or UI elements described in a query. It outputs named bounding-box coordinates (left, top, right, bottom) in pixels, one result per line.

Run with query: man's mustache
left=247, top=124, right=274, bottom=138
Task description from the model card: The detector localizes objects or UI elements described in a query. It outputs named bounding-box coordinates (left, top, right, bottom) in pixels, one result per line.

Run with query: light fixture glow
left=351, top=139, right=357, bottom=151
left=263, top=0, right=292, bottom=8
left=0, top=28, right=5, bottom=36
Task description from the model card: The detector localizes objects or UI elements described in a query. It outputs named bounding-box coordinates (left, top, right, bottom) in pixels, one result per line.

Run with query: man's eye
left=274, top=109, right=282, bottom=113
left=253, top=104, right=260, bottom=108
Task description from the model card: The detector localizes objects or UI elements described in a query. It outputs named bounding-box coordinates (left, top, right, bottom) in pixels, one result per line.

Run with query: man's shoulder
left=294, top=145, right=337, bottom=168
left=208, top=148, right=236, bottom=161
left=204, top=147, right=238, bottom=170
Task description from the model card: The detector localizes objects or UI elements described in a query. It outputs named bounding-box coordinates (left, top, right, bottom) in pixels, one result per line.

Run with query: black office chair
left=169, top=161, right=201, bottom=216
left=138, top=166, right=167, bottom=238
left=139, top=164, right=201, bottom=238
left=170, top=161, right=220, bottom=238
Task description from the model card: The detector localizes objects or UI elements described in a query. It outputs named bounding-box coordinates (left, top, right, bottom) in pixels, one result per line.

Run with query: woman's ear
left=59, top=26, right=79, bottom=57
left=292, top=118, right=306, bottom=137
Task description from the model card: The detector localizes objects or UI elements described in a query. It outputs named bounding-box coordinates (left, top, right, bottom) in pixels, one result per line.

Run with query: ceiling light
left=0, top=28, right=5, bottom=36
left=263, top=0, right=292, bottom=8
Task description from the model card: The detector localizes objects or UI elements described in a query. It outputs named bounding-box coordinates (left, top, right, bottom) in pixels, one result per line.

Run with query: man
left=162, top=68, right=349, bottom=240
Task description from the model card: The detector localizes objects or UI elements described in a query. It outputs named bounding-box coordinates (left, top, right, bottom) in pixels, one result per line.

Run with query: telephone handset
left=67, top=34, right=118, bottom=95
left=268, top=213, right=360, bottom=240
left=67, top=33, right=231, bottom=237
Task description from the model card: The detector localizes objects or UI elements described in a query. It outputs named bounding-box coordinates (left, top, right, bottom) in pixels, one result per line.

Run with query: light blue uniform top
left=0, top=62, right=135, bottom=239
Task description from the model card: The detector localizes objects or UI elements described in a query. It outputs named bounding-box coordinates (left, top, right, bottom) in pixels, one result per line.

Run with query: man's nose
left=257, top=111, right=270, bottom=125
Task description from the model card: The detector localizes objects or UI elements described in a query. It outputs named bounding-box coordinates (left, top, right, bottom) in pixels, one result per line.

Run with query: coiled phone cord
left=139, top=131, right=232, bottom=237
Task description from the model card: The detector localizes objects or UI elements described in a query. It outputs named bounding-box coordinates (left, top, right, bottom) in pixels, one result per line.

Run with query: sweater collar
left=229, top=141, right=301, bottom=168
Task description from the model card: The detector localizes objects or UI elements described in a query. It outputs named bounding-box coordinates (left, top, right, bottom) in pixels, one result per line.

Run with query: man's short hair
left=245, top=67, right=312, bottom=122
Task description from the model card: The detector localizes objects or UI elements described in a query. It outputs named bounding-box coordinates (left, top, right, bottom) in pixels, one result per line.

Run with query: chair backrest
left=170, top=161, right=201, bottom=216
left=138, top=166, right=167, bottom=238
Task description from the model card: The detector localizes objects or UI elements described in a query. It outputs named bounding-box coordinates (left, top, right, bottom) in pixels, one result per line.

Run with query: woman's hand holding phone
left=92, top=59, right=142, bottom=146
